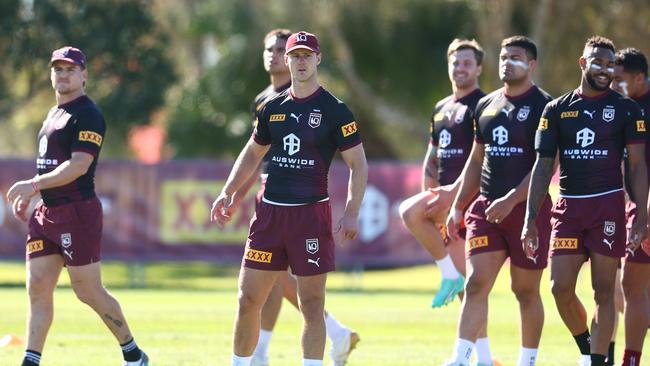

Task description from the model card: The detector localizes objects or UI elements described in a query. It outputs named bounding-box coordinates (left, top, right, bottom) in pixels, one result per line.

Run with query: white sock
left=325, top=313, right=347, bottom=341
left=517, top=347, right=537, bottom=366
left=580, top=354, right=591, bottom=364
left=436, top=254, right=459, bottom=279
left=253, top=329, right=273, bottom=358
left=232, top=354, right=252, bottom=366
left=451, top=338, right=474, bottom=363
left=303, top=358, right=323, bottom=366
left=475, top=337, right=492, bottom=364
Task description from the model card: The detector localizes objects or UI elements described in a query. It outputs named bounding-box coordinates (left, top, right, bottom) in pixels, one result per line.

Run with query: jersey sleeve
left=624, top=99, right=646, bottom=145
left=473, top=98, right=488, bottom=143
left=535, top=101, right=559, bottom=157
left=333, top=103, right=362, bottom=151
left=430, top=107, right=440, bottom=146
left=253, top=103, right=272, bottom=145
left=71, top=107, right=106, bottom=157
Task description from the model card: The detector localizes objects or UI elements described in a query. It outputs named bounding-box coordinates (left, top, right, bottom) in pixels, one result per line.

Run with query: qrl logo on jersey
left=283, top=133, right=300, bottom=156
left=79, top=131, right=103, bottom=147
left=308, top=113, right=322, bottom=128
left=341, top=121, right=358, bottom=137
left=602, top=108, right=615, bottom=122
left=576, top=128, right=595, bottom=147
left=438, top=129, right=452, bottom=148
left=516, top=106, right=530, bottom=121
left=306, top=238, right=319, bottom=254
left=492, top=126, right=508, bottom=145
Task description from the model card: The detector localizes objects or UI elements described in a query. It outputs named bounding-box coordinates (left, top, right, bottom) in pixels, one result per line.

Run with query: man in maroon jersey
left=523, top=37, right=647, bottom=366
left=398, top=38, right=495, bottom=364
left=6, top=46, right=148, bottom=366
left=211, top=31, right=367, bottom=366
left=611, top=47, right=650, bottom=366
left=232, top=29, right=359, bottom=366
left=444, top=36, right=553, bottom=366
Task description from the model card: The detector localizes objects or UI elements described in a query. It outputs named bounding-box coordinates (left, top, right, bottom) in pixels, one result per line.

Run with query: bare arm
left=337, top=144, right=368, bottom=240
left=422, top=144, right=439, bottom=191
left=210, top=138, right=269, bottom=225
left=6, top=151, right=94, bottom=221
left=445, top=141, right=483, bottom=239
left=524, top=155, right=555, bottom=224
left=627, top=143, right=648, bottom=247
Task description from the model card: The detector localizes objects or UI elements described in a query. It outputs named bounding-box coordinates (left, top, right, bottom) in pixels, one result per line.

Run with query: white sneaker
left=328, top=329, right=360, bottom=366
left=250, top=354, right=269, bottom=366
left=442, top=361, right=469, bottom=366
left=123, top=351, right=149, bottom=366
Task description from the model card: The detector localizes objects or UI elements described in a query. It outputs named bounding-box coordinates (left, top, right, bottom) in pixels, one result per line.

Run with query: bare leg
left=231, top=267, right=283, bottom=356
left=510, top=265, right=544, bottom=348
left=297, top=273, right=328, bottom=360
left=622, top=261, right=650, bottom=352
left=399, top=191, right=449, bottom=260
left=589, top=252, right=619, bottom=355
left=550, top=255, right=588, bottom=335
left=25, top=255, right=64, bottom=353
left=260, top=280, right=283, bottom=331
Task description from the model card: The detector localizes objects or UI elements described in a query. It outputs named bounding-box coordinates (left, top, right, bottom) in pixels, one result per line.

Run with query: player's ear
left=579, top=56, right=587, bottom=71
left=284, top=54, right=289, bottom=66
left=82, top=68, right=88, bottom=87
left=634, top=72, right=645, bottom=86
left=317, top=53, right=322, bottom=65
left=528, top=59, right=537, bottom=73
left=476, top=64, right=482, bottom=77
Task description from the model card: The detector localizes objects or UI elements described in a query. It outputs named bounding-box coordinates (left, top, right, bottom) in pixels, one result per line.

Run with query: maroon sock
left=622, top=349, right=642, bottom=366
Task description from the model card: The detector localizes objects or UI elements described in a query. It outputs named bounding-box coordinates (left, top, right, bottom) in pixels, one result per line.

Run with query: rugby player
left=444, top=36, right=553, bottom=366
left=523, top=37, right=647, bottom=366
left=211, top=31, right=368, bottom=366
left=6, top=46, right=148, bottom=366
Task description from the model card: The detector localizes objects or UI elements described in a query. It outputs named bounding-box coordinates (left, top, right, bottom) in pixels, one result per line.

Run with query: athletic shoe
left=250, top=354, right=269, bottom=366
left=123, top=351, right=149, bottom=366
left=432, top=275, right=465, bottom=308
left=473, top=358, right=503, bottom=366
left=328, top=329, right=360, bottom=366
left=577, top=356, right=591, bottom=366
left=442, top=360, right=469, bottom=366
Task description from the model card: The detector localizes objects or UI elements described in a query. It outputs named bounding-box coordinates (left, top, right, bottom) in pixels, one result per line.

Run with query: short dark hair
left=263, top=28, right=292, bottom=44
left=583, top=35, right=616, bottom=55
left=447, top=38, right=485, bottom=66
left=615, top=47, right=648, bottom=77
left=501, top=36, right=537, bottom=60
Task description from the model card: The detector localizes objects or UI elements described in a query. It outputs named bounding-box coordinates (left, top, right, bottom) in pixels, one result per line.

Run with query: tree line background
left=1, top=0, right=649, bottom=161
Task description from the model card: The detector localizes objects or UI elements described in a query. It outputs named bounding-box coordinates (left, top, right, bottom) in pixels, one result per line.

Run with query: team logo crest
left=516, top=106, right=530, bottom=121
left=306, top=238, right=319, bottom=254
left=308, top=113, right=322, bottom=128
left=603, top=221, right=616, bottom=236
left=61, top=233, right=72, bottom=248
left=454, top=105, right=468, bottom=124
left=602, top=108, right=615, bottom=122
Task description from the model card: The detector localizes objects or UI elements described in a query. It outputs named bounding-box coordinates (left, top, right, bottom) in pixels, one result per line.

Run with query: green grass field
left=0, top=261, right=646, bottom=365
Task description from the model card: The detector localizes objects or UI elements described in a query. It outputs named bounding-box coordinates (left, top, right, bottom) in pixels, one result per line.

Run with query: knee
left=512, top=283, right=539, bottom=305
left=27, top=275, right=52, bottom=302
left=237, top=290, right=264, bottom=315
left=593, top=282, right=614, bottom=305
left=398, top=199, right=422, bottom=226
left=464, top=274, right=490, bottom=299
left=298, top=293, right=325, bottom=321
left=73, top=285, right=104, bottom=307
left=622, top=273, right=642, bottom=299
left=550, top=279, right=574, bottom=302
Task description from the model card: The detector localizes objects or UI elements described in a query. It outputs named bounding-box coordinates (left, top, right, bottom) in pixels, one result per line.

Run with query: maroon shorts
left=244, top=200, right=335, bottom=276
left=26, top=197, right=102, bottom=266
left=624, top=200, right=650, bottom=263
left=465, top=195, right=552, bottom=269
left=550, top=190, right=626, bottom=258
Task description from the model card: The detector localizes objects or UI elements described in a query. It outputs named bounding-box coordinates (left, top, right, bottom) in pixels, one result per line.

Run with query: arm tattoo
left=104, top=313, right=124, bottom=328
left=526, top=157, right=555, bottom=222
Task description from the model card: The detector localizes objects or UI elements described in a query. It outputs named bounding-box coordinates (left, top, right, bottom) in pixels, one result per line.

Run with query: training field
left=0, top=261, right=646, bottom=365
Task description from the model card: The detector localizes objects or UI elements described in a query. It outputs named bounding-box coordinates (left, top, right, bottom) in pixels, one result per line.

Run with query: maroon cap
left=285, top=31, right=320, bottom=54
left=50, top=46, right=86, bottom=68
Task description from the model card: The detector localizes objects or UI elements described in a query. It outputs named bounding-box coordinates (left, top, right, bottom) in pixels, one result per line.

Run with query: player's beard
left=585, top=72, right=611, bottom=92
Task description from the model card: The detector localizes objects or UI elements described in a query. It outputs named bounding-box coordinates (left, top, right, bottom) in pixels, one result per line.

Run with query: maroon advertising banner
left=0, top=159, right=433, bottom=267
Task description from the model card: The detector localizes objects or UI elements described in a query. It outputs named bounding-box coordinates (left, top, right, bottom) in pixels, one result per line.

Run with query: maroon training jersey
left=430, top=88, right=485, bottom=185
left=536, top=89, right=644, bottom=196
left=624, top=90, right=650, bottom=200
left=251, top=81, right=291, bottom=175
left=36, top=95, right=105, bottom=206
left=254, top=87, right=362, bottom=204
left=475, top=86, right=552, bottom=200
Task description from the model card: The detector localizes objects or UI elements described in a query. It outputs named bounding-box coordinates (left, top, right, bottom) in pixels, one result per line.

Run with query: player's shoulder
left=477, top=88, right=503, bottom=108
left=74, top=96, right=104, bottom=119
left=434, top=94, right=454, bottom=110
left=261, top=89, right=291, bottom=111
left=532, top=86, right=553, bottom=102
